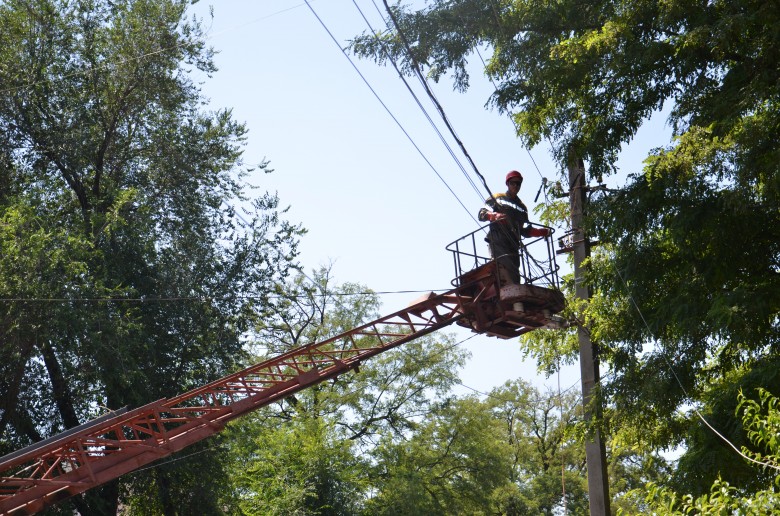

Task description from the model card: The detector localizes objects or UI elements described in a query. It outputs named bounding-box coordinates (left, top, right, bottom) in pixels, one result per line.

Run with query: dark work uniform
left=478, top=192, right=533, bottom=284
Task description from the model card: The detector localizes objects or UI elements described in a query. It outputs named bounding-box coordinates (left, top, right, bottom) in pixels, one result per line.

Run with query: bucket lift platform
left=454, top=261, right=565, bottom=339
left=447, top=224, right=567, bottom=339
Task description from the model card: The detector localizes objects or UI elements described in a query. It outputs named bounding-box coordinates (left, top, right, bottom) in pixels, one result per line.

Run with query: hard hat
left=505, top=170, right=523, bottom=185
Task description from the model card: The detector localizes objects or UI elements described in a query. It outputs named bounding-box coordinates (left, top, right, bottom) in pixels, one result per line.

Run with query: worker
left=478, top=170, right=551, bottom=285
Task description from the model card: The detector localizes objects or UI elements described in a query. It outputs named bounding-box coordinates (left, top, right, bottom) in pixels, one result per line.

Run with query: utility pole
left=568, top=155, right=611, bottom=515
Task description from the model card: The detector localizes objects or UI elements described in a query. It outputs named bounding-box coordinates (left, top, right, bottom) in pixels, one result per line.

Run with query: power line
left=613, top=264, right=780, bottom=474
left=0, top=288, right=450, bottom=304
left=369, top=1, right=551, bottom=250
left=303, top=0, right=478, bottom=225
left=352, top=0, right=486, bottom=205
left=380, top=0, right=494, bottom=203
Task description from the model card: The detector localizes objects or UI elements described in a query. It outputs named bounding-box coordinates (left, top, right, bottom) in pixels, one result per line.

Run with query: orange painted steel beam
left=0, top=287, right=470, bottom=515
left=0, top=255, right=565, bottom=515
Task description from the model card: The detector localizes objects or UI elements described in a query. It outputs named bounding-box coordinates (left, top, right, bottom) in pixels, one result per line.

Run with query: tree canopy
left=0, top=0, right=302, bottom=512
left=351, top=0, right=780, bottom=499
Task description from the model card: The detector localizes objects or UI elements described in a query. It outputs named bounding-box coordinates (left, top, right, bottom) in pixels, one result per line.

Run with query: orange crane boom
left=0, top=289, right=469, bottom=515
left=0, top=229, right=565, bottom=515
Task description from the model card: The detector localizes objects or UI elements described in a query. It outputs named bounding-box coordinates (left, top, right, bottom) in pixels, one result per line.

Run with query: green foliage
left=639, top=389, right=780, bottom=515
left=366, top=395, right=513, bottom=515
left=588, top=122, right=780, bottom=485
left=0, top=0, right=303, bottom=512
left=486, top=379, right=588, bottom=515
left=229, top=414, right=367, bottom=516
left=350, top=0, right=780, bottom=499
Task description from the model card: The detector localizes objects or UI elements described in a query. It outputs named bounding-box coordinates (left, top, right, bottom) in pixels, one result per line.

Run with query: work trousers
left=487, top=232, right=521, bottom=285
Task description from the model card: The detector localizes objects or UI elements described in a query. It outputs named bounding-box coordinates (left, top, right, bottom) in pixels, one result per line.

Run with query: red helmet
left=505, top=170, right=523, bottom=185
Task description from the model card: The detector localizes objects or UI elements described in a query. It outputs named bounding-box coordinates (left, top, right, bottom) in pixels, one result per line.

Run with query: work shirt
left=478, top=192, right=531, bottom=241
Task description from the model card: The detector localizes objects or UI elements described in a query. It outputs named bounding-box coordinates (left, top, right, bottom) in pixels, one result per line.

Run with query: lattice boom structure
left=0, top=252, right=566, bottom=515
left=0, top=290, right=464, bottom=515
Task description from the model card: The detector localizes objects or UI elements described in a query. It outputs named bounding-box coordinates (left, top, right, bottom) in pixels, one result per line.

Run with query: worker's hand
left=486, top=212, right=506, bottom=222
left=527, top=227, right=551, bottom=237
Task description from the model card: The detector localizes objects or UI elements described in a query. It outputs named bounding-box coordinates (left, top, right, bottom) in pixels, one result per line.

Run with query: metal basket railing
left=446, top=223, right=561, bottom=290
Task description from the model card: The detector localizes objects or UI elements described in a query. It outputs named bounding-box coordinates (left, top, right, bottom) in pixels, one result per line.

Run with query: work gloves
left=485, top=212, right=507, bottom=222
left=527, top=227, right=551, bottom=238
left=486, top=212, right=551, bottom=238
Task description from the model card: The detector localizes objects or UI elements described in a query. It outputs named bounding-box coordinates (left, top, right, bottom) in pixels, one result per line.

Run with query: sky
left=185, top=0, right=672, bottom=398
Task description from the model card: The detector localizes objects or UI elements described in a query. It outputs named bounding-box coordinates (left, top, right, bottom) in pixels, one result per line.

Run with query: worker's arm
left=524, top=226, right=551, bottom=237
left=478, top=199, right=506, bottom=222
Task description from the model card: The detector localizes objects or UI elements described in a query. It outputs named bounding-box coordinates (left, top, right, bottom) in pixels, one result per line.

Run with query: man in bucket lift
left=478, top=170, right=550, bottom=285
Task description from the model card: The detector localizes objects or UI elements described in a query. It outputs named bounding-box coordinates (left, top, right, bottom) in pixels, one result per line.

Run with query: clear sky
left=187, top=1, right=671, bottom=397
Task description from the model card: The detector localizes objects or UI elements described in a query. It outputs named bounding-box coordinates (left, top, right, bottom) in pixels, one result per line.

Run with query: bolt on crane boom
left=0, top=227, right=564, bottom=515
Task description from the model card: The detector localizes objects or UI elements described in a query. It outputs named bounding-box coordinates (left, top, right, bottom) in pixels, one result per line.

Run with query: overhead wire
left=379, top=0, right=494, bottom=203
left=353, top=0, right=486, bottom=203
left=303, top=0, right=478, bottom=224
left=359, top=1, right=573, bottom=433
left=613, top=265, right=780, bottom=473
left=369, top=0, right=560, bottom=261
left=0, top=288, right=451, bottom=304
left=374, top=3, right=550, bottom=209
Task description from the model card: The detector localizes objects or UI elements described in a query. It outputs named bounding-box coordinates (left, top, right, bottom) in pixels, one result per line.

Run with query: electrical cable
left=613, top=265, right=780, bottom=473
left=380, top=0, right=494, bottom=203
left=0, top=289, right=451, bottom=304
left=303, top=0, right=478, bottom=224
left=352, top=0, right=486, bottom=204
left=360, top=1, right=528, bottom=274
left=365, top=1, right=552, bottom=256
left=128, top=444, right=222, bottom=475
left=364, top=2, right=550, bottom=252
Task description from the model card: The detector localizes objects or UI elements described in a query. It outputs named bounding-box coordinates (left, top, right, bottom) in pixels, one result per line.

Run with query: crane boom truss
left=0, top=289, right=466, bottom=515
left=0, top=237, right=567, bottom=515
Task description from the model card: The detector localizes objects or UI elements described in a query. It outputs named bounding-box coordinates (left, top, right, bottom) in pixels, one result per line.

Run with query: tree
left=640, top=389, right=780, bottom=515
left=224, top=268, right=470, bottom=514
left=0, top=0, right=302, bottom=513
left=229, top=413, right=367, bottom=516
left=351, top=0, right=780, bottom=496
left=486, top=379, right=588, bottom=515
left=366, top=395, right=513, bottom=515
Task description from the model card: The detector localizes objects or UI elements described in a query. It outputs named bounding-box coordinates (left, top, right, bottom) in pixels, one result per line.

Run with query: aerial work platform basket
left=446, top=224, right=567, bottom=339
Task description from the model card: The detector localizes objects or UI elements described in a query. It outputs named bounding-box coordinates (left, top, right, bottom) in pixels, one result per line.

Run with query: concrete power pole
left=568, top=155, right=611, bottom=515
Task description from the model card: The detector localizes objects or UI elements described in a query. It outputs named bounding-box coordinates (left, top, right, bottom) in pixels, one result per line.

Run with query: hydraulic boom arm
left=0, top=239, right=566, bottom=515
left=0, top=289, right=465, bottom=515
